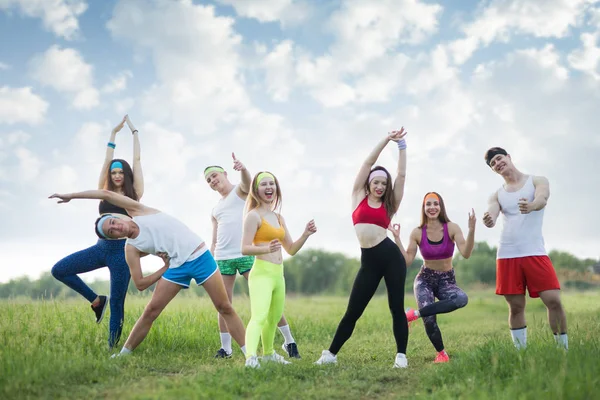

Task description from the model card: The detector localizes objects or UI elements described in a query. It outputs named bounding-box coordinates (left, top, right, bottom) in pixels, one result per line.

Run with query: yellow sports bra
left=254, top=217, right=285, bottom=243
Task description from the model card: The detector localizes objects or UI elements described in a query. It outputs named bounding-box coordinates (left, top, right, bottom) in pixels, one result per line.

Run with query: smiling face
left=369, top=177, right=388, bottom=199
left=424, top=198, right=441, bottom=219
left=110, top=168, right=124, bottom=188
left=257, top=177, right=277, bottom=204
left=101, top=218, right=131, bottom=239
left=419, top=192, right=451, bottom=227
left=489, top=153, right=513, bottom=175
left=205, top=170, right=228, bottom=191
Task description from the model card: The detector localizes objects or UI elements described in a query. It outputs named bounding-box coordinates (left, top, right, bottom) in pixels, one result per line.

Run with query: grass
left=1, top=291, right=598, bottom=399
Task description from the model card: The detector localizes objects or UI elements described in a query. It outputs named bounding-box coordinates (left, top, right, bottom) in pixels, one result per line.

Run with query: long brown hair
left=246, top=171, right=283, bottom=217
left=419, top=191, right=451, bottom=228
left=364, top=166, right=395, bottom=220
left=104, top=159, right=138, bottom=201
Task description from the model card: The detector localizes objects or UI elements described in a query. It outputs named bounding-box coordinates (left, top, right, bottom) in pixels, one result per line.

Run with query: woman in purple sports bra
left=390, top=191, right=475, bottom=363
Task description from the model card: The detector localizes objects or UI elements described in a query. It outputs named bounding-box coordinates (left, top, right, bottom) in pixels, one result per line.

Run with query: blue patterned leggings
left=414, top=266, right=468, bottom=352
left=51, top=239, right=130, bottom=348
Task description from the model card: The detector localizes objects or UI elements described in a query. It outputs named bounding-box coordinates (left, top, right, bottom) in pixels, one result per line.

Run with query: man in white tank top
left=204, top=153, right=301, bottom=359
left=482, top=147, right=567, bottom=350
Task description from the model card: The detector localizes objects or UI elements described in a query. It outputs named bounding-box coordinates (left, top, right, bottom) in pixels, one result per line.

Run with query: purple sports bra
left=419, top=223, right=455, bottom=260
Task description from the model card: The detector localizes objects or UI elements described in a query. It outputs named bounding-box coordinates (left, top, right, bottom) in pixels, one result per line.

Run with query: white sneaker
left=314, top=350, right=337, bottom=365
left=393, top=353, right=408, bottom=368
left=245, top=355, right=260, bottom=368
left=262, top=352, right=291, bottom=364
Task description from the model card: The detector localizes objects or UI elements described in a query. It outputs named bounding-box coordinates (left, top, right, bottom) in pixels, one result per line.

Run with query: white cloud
left=217, top=0, right=309, bottom=26
left=271, top=0, right=443, bottom=107
left=101, top=70, right=132, bottom=94
left=107, top=0, right=247, bottom=133
left=0, top=62, right=10, bottom=70
left=29, top=45, right=99, bottom=109
left=0, top=86, right=48, bottom=125
left=568, top=32, right=600, bottom=79
left=114, top=97, right=135, bottom=115
left=262, top=40, right=295, bottom=102
left=0, top=0, right=87, bottom=40
left=449, top=0, right=596, bottom=64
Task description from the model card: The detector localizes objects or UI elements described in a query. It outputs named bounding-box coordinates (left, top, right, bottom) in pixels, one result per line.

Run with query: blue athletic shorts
left=162, top=250, right=218, bottom=288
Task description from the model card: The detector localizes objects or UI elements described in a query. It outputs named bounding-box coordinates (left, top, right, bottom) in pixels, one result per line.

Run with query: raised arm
left=519, top=176, right=550, bottom=214
left=280, top=215, right=317, bottom=256
left=241, top=211, right=281, bottom=256
left=389, top=224, right=419, bottom=266
left=390, top=129, right=408, bottom=212
left=232, top=152, right=251, bottom=196
left=482, top=191, right=501, bottom=228
left=352, top=135, right=393, bottom=197
left=98, top=116, right=126, bottom=190
left=210, top=215, right=218, bottom=254
left=450, top=211, right=475, bottom=259
left=125, top=245, right=169, bottom=291
left=49, top=189, right=145, bottom=215
left=126, top=115, right=144, bottom=199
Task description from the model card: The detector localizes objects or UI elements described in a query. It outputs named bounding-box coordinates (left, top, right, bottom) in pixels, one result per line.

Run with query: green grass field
left=1, top=290, right=598, bottom=400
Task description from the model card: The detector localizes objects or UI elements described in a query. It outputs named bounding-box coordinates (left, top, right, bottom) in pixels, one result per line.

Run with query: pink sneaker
left=434, top=350, right=450, bottom=363
left=405, top=308, right=419, bottom=326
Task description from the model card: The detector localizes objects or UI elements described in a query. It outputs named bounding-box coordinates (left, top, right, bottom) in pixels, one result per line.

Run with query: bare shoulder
left=245, top=209, right=261, bottom=224
left=447, top=222, right=462, bottom=236
left=532, top=175, right=549, bottom=186
left=410, top=227, right=421, bottom=242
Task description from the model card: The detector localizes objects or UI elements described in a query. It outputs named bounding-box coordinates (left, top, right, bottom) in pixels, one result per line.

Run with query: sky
left=1, top=0, right=599, bottom=283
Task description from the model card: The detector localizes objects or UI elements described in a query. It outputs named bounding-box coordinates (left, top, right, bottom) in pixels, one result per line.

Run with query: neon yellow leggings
left=245, top=258, right=285, bottom=358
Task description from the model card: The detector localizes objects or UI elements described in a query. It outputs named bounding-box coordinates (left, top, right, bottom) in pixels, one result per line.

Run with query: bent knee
left=216, top=301, right=235, bottom=316
left=50, top=263, right=66, bottom=279
left=544, top=298, right=563, bottom=311
left=142, top=304, right=164, bottom=321
left=454, top=293, right=469, bottom=309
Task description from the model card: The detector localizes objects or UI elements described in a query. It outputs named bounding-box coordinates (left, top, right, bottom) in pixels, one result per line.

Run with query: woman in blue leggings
left=51, top=115, right=144, bottom=348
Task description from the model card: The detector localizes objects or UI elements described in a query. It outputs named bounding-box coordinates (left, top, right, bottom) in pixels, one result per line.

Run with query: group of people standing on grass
left=49, top=115, right=569, bottom=369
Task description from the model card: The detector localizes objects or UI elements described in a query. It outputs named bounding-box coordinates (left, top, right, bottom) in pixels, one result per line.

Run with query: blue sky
left=1, top=0, right=600, bottom=282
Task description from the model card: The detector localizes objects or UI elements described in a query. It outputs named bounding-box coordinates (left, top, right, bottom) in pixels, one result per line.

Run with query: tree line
left=1, top=242, right=599, bottom=299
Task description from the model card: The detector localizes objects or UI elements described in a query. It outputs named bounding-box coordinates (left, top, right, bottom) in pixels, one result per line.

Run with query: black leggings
left=329, top=238, right=408, bottom=354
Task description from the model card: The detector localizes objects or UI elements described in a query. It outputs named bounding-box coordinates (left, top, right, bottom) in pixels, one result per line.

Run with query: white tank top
left=126, top=212, right=205, bottom=269
left=212, top=186, right=245, bottom=260
left=497, top=175, right=546, bottom=259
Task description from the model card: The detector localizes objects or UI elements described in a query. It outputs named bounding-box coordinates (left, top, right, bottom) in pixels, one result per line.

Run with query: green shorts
left=217, top=256, right=255, bottom=276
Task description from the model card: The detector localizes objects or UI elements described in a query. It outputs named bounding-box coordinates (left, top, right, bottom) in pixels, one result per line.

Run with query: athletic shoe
left=91, top=295, right=108, bottom=324
left=393, top=353, right=408, bottom=368
left=214, top=348, right=232, bottom=359
left=282, top=342, right=301, bottom=359
left=314, top=350, right=337, bottom=365
left=262, top=352, right=291, bottom=364
left=405, top=308, right=419, bottom=325
left=434, top=350, right=450, bottom=363
left=245, top=356, right=260, bottom=369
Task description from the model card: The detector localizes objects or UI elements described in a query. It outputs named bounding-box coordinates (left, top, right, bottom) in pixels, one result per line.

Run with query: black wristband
left=132, top=130, right=138, bottom=135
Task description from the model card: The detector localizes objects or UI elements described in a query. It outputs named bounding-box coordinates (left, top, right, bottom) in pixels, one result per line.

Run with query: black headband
left=485, top=148, right=507, bottom=166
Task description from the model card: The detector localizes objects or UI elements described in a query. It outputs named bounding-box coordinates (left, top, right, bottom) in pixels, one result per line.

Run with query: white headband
left=368, top=170, right=387, bottom=183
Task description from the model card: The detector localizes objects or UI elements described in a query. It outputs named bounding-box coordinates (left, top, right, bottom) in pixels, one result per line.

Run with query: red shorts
left=496, top=255, right=561, bottom=298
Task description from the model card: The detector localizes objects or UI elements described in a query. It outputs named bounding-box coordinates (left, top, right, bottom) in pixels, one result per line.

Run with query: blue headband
left=96, top=215, right=117, bottom=239
left=110, top=161, right=123, bottom=171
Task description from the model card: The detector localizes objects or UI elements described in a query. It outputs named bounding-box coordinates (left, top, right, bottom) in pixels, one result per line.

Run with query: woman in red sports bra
left=390, top=191, right=475, bottom=363
left=315, top=128, right=410, bottom=369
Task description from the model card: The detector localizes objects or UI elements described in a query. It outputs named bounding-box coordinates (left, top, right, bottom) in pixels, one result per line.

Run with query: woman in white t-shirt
left=49, top=189, right=247, bottom=357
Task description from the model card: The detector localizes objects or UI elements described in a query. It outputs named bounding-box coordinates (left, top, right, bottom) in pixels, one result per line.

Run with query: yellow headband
left=255, top=172, right=275, bottom=189
left=204, top=166, right=224, bottom=178
left=423, top=193, right=440, bottom=205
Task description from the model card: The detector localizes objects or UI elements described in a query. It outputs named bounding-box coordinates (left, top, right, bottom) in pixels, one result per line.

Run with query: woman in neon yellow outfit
left=241, top=171, right=317, bottom=368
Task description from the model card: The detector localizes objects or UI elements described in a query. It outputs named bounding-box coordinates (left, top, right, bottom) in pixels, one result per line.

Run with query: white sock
left=415, top=310, right=421, bottom=318
left=554, top=333, right=568, bottom=350
left=240, top=345, right=246, bottom=356
left=278, top=324, right=295, bottom=345
left=510, top=327, right=527, bottom=350
left=220, top=332, right=232, bottom=354
left=120, top=347, right=132, bottom=355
